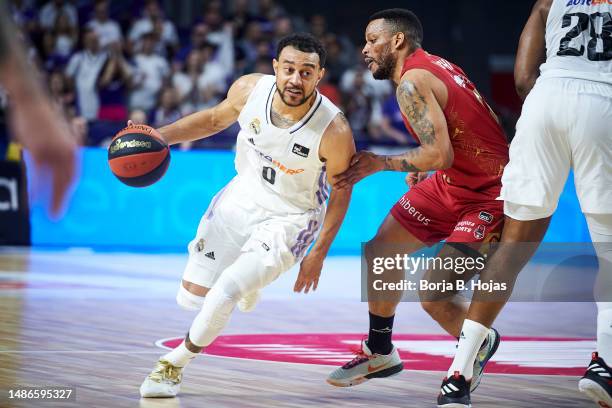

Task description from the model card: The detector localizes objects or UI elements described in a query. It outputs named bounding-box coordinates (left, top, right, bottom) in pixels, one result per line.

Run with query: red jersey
left=400, top=49, right=509, bottom=194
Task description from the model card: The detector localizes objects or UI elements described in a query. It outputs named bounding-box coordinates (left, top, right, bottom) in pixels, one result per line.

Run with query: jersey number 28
left=557, top=12, right=612, bottom=61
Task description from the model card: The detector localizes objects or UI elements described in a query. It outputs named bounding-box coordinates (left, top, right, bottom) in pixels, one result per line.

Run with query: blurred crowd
left=8, top=0, right=421, bottom=149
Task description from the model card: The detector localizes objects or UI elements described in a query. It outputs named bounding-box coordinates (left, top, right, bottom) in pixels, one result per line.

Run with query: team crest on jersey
left=292, top=143, right=310, bottom=158
left=249, top=118, right=262, bottom=134
left=195, top=238, right=205, bottom=252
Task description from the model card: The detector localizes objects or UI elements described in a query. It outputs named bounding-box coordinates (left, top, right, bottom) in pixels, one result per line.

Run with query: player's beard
left=276, top=85, right=316, bottom=107
left=372, top=43, right=397, bottom=80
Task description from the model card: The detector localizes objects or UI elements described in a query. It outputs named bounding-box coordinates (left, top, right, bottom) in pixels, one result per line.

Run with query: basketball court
left=0, top=248, right=596, bottom=407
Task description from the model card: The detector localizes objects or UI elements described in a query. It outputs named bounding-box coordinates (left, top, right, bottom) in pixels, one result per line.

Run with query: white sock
left=162, top=340, right=199, bottom=368
left=586, top=213, right=612, bottom=363
left=597, top=306, right=612, bottom=363
left=448, top=319, right=489, bottom=380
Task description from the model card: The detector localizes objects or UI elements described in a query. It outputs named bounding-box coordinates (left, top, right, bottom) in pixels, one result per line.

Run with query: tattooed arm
left=333, top=69, right=452, bottom=188
left=381, top=69, right=453, bottom=172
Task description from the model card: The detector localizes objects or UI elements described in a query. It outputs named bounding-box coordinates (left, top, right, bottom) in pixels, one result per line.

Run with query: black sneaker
left=579, top=352, right=612, bottom=407
left=437, top=371, right=471, bottom=408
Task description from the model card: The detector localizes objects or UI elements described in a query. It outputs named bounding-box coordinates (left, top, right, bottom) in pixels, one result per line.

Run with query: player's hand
left=333, top=151, right=384, bottom=189
left=406, top=171, right=429, bottom=187
left=294, top=253, right=324, bottom=294
left=9, top=94, right=76, bottom=218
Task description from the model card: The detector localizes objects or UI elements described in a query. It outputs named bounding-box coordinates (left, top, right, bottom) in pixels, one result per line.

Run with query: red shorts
left=390, top=172, right=504, bottom=244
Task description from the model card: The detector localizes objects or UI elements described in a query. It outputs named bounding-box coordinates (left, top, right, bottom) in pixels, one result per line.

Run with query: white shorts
left=182, top=181, right=324, bottom=288
left=500, top=77, right=612, bottom=220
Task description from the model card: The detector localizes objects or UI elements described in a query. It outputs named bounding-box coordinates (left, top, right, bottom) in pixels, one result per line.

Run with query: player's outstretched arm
left=157, top=73, right=263, bottom=145
left=333, top=69, right=452, bottom=188
left=514, top=0, right=552, bottom=100
left=293, top=113, right=356, bottom=294
left=0, top=0, right=76, bottom=217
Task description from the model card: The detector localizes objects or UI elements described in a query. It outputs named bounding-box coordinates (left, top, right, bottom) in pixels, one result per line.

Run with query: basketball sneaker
left=437, top=371, right=471, bottom=408
left=578, top=352, right=612, bottom=407
left=140, top=359, right=183, bottom=398
left=326, top=340, right=403, bottom=387
left=237, top=290, right=260, bottom=312
left=470, top=327, right=500, bottom=392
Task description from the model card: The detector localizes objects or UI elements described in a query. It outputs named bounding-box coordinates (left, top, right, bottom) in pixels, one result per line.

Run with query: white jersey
left=233, top=75, right=341, bottom=214
left=539, top=0, right=612, bottom=84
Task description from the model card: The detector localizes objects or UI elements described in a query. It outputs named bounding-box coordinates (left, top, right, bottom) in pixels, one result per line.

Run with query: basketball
left=108, top=124, right=170, bottom=187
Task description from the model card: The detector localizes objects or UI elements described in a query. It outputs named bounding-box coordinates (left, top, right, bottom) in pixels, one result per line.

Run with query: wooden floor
left=0, top=249, right=598, bottom=407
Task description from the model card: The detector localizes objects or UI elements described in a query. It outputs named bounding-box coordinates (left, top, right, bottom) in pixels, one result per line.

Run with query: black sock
left=368, top=312, right=394, bottom=355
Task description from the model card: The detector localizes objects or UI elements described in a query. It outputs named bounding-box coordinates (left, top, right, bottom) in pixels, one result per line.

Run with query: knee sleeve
left=176, top=285, right=206, bottom=311
left=187, top=252, right=267, bottom=347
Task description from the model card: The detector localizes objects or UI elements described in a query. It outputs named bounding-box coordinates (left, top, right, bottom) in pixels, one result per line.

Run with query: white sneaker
left=327, top=340, right=403, bottom=387
left=140, top=359, right=183, bottom=398
left=237, top=290, right=260, bottom=313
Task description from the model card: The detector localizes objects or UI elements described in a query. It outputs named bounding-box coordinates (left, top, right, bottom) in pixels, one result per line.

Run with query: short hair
left=276, top=33, right=327, bottom=67
left=368, top=8, right=423, bottom=49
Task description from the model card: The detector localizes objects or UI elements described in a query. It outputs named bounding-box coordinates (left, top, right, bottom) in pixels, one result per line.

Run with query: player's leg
left=328, top=175, right=456, bottom=387
left=419, top=243, right=483, bottom=339
left=141, top=188, right=245, bottom=398
left=438, top=80, right=569, bottom=407
left=567, top=81, right=612, bottom=406
left=326, top=214, right=424, bottom=387
left=579, top=213, right=612, bottom=407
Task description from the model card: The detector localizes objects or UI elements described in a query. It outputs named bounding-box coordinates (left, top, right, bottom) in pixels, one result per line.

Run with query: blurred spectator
left=129, top=33, right=169, bottom=113
left=340, top=51, right=392, bottom=102
left=238, top=21, right=264, bottom=68
left=323, top=34, right=351, bottom=85
left=318, top=74, right=342, bottom=108
left=172, top=50, right=203, bottom=113
left=43, top=12, right=78, bottom=60
left=48, top=69, right=76, bottom=118
left=98, top=44, right=133, bottom=121
left=175, top=23, right=209, bottom=63
left=228, top=0, right=254, bottom=39
left=39, top=0, right=77, bottom=30
left=65, top=28, right=108, bottom=120
left=10, top=0, right=38, bottom=35
left=253, top=56, right=273, bottom=75
left=129, top=109, right=147, bottom=125
left=152, top=87, right=181, bottom=128
left=70, top=116, right=88, bottom=146
left=258, top=0, right=286, bottom=24
left=197, top=42, right=227, bottom=98
left=128, top=0, right=178, bottom=54
left=343, top=69, right=375, bottom=139
left=272, top=16, right=293, bottom=45
left=86, top=0, right=122, bottom=50
left=376, top=94, right=419, bottom=146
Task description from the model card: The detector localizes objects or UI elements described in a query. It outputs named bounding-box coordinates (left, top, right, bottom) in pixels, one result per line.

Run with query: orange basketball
left=107, top=124, right=170, bottom=187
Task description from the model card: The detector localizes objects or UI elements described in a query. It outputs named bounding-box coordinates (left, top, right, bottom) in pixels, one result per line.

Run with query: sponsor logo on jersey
left=474, top=224, right=486, bottom=240
left=255, top=148, right=304, bottom=175
left=205, top=251, right=216, bottom=260
left=248, top=138, right=255, bottom=145
left=398, top=196, right=430, bottom=226
left=292, top=143, right=310, bottom=158
left=156, top=333, right=594, bottom=376
left=478, top=211, right=494, bottom=224
left=261, top=242, right=270, bottom=251
left=249, top=118, right=262, bottom=134
left=566, top=0, right=611, bottom=6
